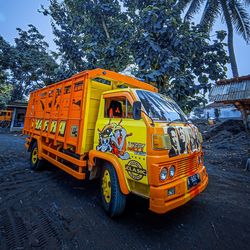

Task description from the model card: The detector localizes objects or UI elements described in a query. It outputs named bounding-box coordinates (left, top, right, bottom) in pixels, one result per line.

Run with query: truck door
left=94, top=92, right=149, bottom=192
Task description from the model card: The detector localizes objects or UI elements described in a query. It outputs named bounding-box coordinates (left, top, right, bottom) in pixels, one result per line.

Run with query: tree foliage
left=41, top=0, right=132, bottom=74
left=178, top=0, right=250, bottom=76
left=123, top=0, right=228, bottom=111
left=12, top=25, right=58, bottom=99
left=0, top=83, right=13, bottom=108
left=0, top=25, right=58, bottom=101
left=0, top=1, right=229, bottom=111
left=0, top=37, right=15, bottom=105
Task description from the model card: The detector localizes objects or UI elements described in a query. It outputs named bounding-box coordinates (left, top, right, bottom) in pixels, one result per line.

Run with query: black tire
left=30, top=142, right=45, bottom=171
left=100, top=163, right=126, bottom=218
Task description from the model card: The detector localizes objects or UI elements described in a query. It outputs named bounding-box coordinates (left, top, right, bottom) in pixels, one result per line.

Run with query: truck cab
left=91, top=87, right=208, bottom=214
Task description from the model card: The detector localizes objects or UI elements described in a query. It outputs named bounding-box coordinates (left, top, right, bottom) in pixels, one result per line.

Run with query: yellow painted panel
left=94, top=117, right=148, bottom=185
left=85, top=131, right=95, bottom=152
left=80, top=80, right=112, bottom=154
left=91, top=80, right=112, bottom=91
left=90, top=89, right=103, bottom=100
left=87, top=101, right=100, bottom=127
left=87, top=122, right=97, bottom=130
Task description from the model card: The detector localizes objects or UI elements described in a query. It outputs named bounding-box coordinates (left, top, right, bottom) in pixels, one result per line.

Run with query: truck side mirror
left=133, top=101, right=141, bottom=120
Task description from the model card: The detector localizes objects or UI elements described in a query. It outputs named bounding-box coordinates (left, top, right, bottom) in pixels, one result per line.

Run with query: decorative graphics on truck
left=96, top=119, right=132, bottom=160
left=125, top=160, right=147, bottom=181
left=33, top=119, right=67, bottom=136
left=164, top=125, right=201, bottom=157
left=127, top=142, right=146, bottom=156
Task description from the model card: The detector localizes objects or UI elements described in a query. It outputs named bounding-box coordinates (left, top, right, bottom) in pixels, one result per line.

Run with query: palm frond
left=184, top=0, right=206, bottom=22
left=244, top=0, right=250, bottom=6
left=200, top=0, right=221, bottom=31
left=229, top=0, right=250, bottom=42
left=176, top=0, right=192, bottom=11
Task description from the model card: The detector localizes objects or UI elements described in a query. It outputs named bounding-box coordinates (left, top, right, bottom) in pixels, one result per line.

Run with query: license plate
left=187, top=173, right=200, bottom=189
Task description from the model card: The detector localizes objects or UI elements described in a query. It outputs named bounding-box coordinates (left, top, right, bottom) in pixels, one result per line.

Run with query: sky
left=0, top=0, right=249, bottom=79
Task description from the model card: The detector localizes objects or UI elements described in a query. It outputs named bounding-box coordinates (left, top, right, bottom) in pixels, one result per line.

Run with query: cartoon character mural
left=96, top=119, right=132, bottom=160
left=96, top=122, right=113, bottom=153
left=167, top=125, right=201, bottom=157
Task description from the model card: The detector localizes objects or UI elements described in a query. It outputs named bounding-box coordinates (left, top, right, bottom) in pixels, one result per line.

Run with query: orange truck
left=0, top=110, right=13, bottom=128
left=23, top=68, right=208, bottom=217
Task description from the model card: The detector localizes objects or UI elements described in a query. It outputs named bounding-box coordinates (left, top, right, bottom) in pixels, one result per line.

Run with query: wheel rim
left=102, top=170, right=111, bottom=203
left=32, top=148, right=38, bottom=164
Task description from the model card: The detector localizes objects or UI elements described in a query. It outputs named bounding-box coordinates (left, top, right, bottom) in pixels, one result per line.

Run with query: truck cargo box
left=23, top=69, right=156, bottom=155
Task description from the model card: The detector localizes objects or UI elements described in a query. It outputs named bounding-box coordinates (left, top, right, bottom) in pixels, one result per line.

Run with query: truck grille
left=167, top=154, right=199, bottom=178
left=150, top=153, right=201, bottom=185
left=173, top=155, right=198, bottom=177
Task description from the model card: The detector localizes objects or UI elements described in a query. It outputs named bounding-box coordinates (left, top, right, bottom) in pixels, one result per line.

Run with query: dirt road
left=0, top=130, right=249, bottom=249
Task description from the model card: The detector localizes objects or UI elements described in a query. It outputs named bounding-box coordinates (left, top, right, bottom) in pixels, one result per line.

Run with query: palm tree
left=178, top=0, right=250, bottom=77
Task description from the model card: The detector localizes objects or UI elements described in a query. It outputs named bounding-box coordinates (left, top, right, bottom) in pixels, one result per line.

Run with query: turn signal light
left=168, top=187, right=175, bottom=196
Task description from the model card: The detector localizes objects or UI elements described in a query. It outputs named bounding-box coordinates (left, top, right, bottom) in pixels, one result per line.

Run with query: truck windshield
left=136, top=90, right=187, bottom=122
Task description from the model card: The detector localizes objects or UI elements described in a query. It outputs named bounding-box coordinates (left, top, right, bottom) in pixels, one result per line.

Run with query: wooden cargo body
left=23, top=69, right=156, bottom=156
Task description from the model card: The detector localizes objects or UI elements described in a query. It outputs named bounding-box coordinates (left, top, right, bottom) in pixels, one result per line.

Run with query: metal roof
left=7, top=101, right=28, bottom=108
left=205, top=102, right=235, bottom=109
left=210, top=76, right=250, bottom=103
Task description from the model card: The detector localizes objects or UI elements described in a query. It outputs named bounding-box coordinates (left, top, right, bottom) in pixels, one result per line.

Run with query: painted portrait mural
left=167, top=125, right=200, bottom=157
left=96, top=119, right=132, bottom=160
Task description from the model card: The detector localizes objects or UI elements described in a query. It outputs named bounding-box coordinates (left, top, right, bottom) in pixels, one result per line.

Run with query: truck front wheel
left=100, top=163, right=126, bottom=217
left=30, top=142, right=45, bottom=171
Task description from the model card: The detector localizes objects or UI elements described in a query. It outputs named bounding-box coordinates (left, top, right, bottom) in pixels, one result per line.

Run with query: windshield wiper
left=140, top=110, right=155, bottom=127
left=166, top=119, right=187, bottom=126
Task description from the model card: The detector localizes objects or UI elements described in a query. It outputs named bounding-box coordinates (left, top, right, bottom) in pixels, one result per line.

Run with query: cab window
left=104, top=97, right=133, bottom=118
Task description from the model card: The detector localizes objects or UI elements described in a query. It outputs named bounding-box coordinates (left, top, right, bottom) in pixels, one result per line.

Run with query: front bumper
left=149, top=166, right=208, bottom=214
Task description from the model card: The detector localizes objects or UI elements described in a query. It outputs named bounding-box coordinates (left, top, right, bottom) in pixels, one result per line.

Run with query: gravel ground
left=0, top=123, right=249, bottom=250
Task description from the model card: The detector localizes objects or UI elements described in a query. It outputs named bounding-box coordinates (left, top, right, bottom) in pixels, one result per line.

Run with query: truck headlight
left=169, top=165, right=175, bottom=177
left=160, top=167, right=168, bottom=181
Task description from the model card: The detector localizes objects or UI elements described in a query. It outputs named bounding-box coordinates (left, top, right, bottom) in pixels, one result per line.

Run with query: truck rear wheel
left=100, top=163, right=126, bottom=217
left=30, top=142, right=45, bottom=171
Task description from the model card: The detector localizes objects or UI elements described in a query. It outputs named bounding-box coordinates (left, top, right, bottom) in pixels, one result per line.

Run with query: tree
left=0, top=36, right=15, bottom=106
left=0, top=83, right=13, bottom=108
left=122, top=0, right=228, bottom=111
left=0, top=36, right=15, bottom=72
left=11, top=25, right=58, bottom=100
left=41, top=0, right=132, bottom=73
left=0, top=25, right=59, bottom=101
left=178, top=0, right=250, bottom=77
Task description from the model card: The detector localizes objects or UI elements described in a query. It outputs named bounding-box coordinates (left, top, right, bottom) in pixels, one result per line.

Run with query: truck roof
left=76, top=68, right=157, bottom=92
left=31, top=68, right=158, bottom=94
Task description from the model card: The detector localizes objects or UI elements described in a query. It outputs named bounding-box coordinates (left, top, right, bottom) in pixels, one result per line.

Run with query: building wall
left=10, top=107, right=26, bottom=132
left=204, top=107, right=241, bottom=119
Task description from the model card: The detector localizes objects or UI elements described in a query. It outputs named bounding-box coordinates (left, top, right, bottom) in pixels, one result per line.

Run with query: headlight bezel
left=169, top=165, right=175, bottom=178
left=159, top=167, right=168, bottom=181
